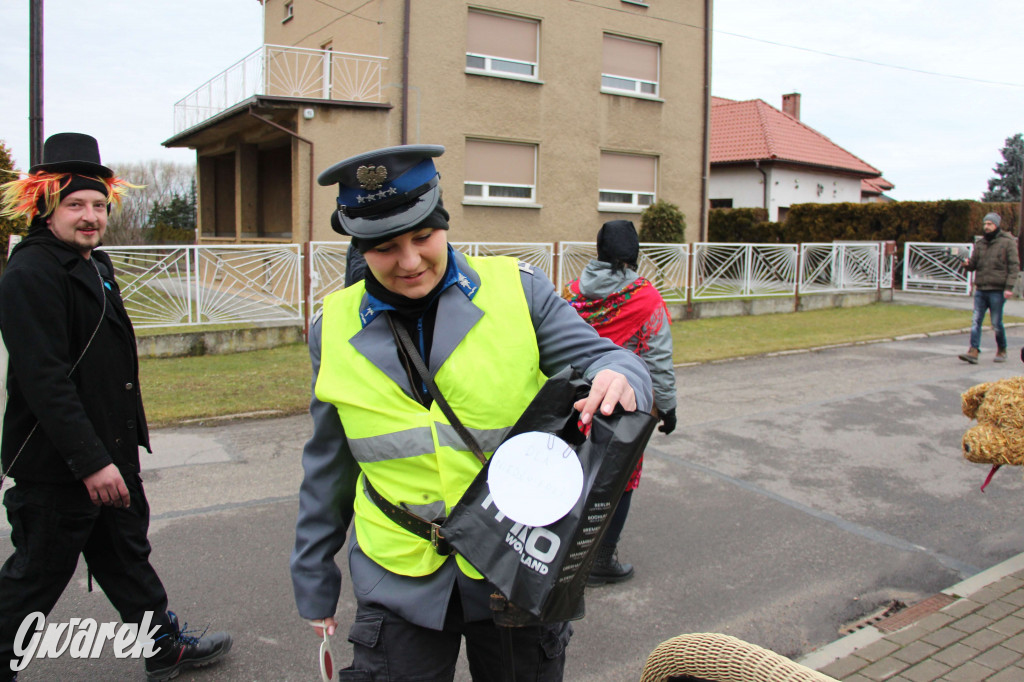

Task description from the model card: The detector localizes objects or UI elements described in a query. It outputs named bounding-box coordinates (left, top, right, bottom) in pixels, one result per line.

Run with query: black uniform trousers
left=341, top=584, right=572, bottom=681
left=0, top=472, right=171, bottom=677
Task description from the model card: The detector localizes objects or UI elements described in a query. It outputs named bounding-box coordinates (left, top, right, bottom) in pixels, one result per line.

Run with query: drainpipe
left=699, top=0, right=712, bottom=242
left=247, top=106, right=315, bottom=340
left=401, top=0, right=411, bottom=144
left=755, top=160, right=768, bottom=217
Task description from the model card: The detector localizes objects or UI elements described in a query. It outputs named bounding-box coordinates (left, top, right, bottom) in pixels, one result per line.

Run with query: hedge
left=708, top=201, right=1021, bottom=246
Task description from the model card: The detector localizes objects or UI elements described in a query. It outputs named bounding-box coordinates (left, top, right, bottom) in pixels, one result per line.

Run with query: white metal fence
left=557, top=242, right=689, bottom=302
left=99, top=244, right=303, bottom=329
left=100, top=241, right=898, bottom=332
left=902, top=242, right=972, bottom=295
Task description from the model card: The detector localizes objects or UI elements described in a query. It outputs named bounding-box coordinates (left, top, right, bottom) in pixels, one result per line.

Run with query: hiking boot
left=144, top=611, right=232, bottom=681
left=959, top=347, right=979, bottom=364
left=587, top=543, right=634, bottom=586
left=995, top=348, right=1008, bottom=363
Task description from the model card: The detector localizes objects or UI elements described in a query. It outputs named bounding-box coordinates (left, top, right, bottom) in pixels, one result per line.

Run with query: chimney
left=782, top=92, right=801, bottom=120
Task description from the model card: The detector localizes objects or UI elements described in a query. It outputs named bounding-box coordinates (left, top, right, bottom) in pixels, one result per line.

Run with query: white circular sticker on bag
left=487, top=431, right=584, bottom=527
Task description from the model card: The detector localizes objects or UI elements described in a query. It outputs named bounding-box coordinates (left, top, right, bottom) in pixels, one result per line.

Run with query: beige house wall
left=251, top=0, right=709, bottom=243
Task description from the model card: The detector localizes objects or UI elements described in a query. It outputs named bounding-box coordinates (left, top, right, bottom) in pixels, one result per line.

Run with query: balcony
left=173, top=45, right=389, bottom=135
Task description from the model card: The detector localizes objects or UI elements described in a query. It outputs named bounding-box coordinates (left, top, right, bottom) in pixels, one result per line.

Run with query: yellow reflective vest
left=315, top=255, right=547, bottom=578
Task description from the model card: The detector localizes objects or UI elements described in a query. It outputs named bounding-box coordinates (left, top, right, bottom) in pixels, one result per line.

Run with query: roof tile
left=711, top=98, right=881, bottom=177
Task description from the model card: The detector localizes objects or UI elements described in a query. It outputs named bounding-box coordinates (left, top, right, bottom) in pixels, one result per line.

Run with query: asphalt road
left=3, top=311, right=1024, bottom=680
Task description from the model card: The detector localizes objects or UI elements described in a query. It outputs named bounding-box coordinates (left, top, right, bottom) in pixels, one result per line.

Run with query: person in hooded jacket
left=291, top=145, right=652, bottom=681
left=0, top=133, right=231, bottom=682
left=562, top=220, right=677, bottom=585
left=959, top=212, right=1019, bottom=364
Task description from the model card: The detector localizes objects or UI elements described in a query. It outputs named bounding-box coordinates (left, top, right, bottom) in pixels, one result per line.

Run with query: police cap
left=318, top=144, right=444, bottom=240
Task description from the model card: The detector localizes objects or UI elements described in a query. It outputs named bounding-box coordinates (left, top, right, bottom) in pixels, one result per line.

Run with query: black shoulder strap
left=385, top=312, right=488, bottom=466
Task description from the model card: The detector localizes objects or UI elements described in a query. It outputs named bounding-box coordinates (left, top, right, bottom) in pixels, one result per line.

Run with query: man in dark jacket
left=0, top=133, right=231, bottom=682
left=959, top=212, right=1020, bottom=364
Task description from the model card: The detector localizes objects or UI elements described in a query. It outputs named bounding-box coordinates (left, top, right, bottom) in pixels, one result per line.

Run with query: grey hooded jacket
left=575, top=260, right=677, bottom=413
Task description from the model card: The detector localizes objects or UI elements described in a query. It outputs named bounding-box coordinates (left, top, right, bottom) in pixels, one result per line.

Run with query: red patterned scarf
left=562, top=276, right=669, bottom=352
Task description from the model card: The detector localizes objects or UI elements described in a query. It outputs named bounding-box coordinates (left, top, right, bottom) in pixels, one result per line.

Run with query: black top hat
left=318, top=144, right=444, bottom=240
left=29, top=132, right=113, bottom=178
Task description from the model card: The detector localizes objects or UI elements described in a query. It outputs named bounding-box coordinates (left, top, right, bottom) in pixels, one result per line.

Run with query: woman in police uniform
left=290, top=145, right=652, bottom=681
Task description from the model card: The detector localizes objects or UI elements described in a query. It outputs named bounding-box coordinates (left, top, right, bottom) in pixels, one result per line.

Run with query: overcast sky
left=2, top=1, right=1022, bottom=202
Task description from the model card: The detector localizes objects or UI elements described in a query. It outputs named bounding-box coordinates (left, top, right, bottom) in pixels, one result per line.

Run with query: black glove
left=657, top=408, right=676, bottom=435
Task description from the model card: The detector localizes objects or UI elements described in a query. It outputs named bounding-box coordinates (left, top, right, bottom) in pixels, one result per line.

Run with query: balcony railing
left=173, top=44, right=388, bottom=135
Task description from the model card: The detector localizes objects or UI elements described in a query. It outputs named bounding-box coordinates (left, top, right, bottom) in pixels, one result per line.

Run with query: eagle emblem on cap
left=356, top=165, right=388, bottom=191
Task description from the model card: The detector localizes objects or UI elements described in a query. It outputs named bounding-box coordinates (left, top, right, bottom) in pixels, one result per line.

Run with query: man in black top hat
left=0, top=133, right=232, bottom=681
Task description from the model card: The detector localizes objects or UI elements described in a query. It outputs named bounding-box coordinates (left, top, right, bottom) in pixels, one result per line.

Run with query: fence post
left=686, top=246, right=695, bottom=317
left=553, top=241, right=562, bottom=290
left=303, top=241, right=311, bottom=342
left=794, top=243, right=802, bottom=313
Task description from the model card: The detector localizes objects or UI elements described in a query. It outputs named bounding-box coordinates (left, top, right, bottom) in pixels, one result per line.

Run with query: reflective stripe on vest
left=316, top=254, right=545, bottom=578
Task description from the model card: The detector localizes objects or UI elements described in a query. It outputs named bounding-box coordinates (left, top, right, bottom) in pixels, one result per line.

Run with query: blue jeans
left=969, top=289, right=1007, bottom=351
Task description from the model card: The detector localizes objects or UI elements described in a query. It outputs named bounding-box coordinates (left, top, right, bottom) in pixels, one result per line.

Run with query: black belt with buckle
left=363, top=478, right=453, bottom=556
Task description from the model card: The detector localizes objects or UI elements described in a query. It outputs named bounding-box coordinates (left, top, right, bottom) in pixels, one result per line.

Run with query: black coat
left=0, top=228, right=149, bottom=483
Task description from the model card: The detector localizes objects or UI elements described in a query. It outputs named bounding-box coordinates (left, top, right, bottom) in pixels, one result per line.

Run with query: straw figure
left=961, top=376, right=1024, bottom=491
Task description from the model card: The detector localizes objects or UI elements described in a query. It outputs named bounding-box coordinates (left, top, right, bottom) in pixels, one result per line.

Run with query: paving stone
left=1000, top=590, right=1024, bottom=607
left=941, top=660, right=996, bottom=682
left=941, top=600, right=982, bottom=619
left=976, top=600, right=1019, bottom=620
left=854, top=638, right=901, bottom=662
left=990, top=614, right=1024, bottom=637
left=885, top=624, right=927, bottom=646
left=1000, top=631, right=1024, bottom=653
left=959, top=626, right=1008, bottom=651
left=920, top=627, right=966, bottom=648
left=914, top=611, right=956, bottom=632
left=858, top=656, right=910, bottom=681
left=890, top=641, right=939, bottom=665
left=968, top=586, right=1008, bottom=604
left=842, top=675, right=872, bottom=682
left=820, top=654, right=869, bottom=679
left=987, top=666, right=1024, bottom=682
left=948, top=614, right=993, bottom=635
left=972, top=644, right=1022, bottom=671
left=931, top=642, right=981, bottom=668
left=999, top=576, right=1024, bottom=589
left=896, top=659, right=951, bottom=682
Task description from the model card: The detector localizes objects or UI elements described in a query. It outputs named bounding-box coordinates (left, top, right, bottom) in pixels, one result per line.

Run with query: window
left=466, top=10, right=539, bottom=80
left=710, top=199, right=734, bottom=209
left=601, top=34, right=659, bottom=97
left=464, top=140, right=537, bottom=205
left=599, top=153, right=656, bottom=211
left=283, top=1, right=294, bottom=23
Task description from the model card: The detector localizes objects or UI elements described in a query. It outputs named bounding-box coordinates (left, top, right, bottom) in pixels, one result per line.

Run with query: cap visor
left=340, top=184, right=440, bottom=240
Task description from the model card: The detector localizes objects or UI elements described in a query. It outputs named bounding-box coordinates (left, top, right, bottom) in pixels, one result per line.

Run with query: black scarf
left=364, top=257, right=455, bottom=406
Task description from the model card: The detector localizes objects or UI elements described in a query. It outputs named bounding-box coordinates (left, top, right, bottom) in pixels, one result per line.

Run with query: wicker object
left=961, top=377, right=1024, bottom=467
left=639, top=633, right=839, bottom=682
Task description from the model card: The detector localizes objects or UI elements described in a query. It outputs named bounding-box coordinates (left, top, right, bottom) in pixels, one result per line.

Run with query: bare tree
left=105, top=160, right=195, bottom=245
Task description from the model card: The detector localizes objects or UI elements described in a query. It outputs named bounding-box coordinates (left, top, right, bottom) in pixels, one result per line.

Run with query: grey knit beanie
left=983, top=212, right=1002, bottom=228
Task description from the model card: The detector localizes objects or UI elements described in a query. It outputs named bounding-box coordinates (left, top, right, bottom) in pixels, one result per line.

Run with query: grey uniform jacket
left=290, top=250, right=652, bottom=629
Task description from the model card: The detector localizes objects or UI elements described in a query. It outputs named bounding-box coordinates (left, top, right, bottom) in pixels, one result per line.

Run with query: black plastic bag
left=441, top=366, right=657, bottom=623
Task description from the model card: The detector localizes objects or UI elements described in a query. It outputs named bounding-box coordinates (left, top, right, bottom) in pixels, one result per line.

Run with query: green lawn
left=671, top=303, right=995, bottom=364
left=138, top=303, right=1008, bottom=426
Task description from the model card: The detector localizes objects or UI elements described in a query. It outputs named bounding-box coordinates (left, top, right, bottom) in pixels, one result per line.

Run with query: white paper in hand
left=487, top=431, right=584, bottom=527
